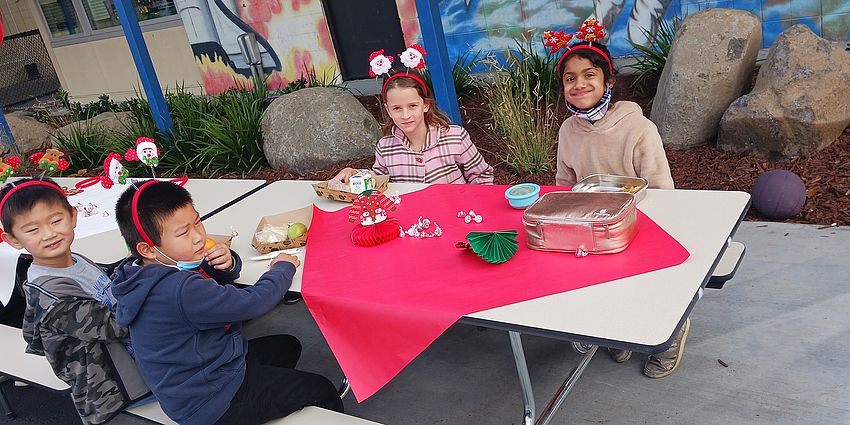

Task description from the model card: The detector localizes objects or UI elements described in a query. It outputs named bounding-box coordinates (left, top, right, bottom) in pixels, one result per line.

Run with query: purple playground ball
left=751, top=170, right=806, bottom=220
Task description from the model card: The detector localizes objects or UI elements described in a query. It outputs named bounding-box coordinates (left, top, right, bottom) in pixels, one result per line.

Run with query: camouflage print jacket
left=22, top=255, right=150, bottom=425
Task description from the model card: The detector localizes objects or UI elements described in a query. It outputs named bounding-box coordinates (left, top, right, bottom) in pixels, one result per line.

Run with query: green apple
left=287, top=222, right=308, bottom=240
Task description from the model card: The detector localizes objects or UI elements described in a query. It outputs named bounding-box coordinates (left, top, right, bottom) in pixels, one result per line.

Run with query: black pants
left=215, top=335, right=344, bottom=425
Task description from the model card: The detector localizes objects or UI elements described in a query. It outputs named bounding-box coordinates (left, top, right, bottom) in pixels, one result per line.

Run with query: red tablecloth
left=302, top=185, right=689, bottom=401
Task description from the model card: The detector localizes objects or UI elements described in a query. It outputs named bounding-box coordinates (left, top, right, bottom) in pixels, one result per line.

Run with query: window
left=38, top=0, right=82, bottom=37
left=36, top=0, right=179, bottom=42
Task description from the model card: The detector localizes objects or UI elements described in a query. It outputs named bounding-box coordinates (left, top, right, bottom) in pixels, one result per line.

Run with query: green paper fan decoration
left=465, top=230, right=519, bottom=264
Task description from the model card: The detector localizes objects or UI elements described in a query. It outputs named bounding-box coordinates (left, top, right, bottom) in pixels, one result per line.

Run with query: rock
left=261, top=87, right=381, bottom=175
left=650, top=8, right=762, bottom=149
left=718, top=25, right=850, bottom=159
left=3, top=111, right=54, bottom=153
left=55, top=111, right=132, bottom=139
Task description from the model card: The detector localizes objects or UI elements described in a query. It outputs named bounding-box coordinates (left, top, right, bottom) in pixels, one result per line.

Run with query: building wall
left=23, top=0, right=850, bottom=102
left=1, top=0, right=39, bottom=34
left=49, top=25, right=203, bottom=102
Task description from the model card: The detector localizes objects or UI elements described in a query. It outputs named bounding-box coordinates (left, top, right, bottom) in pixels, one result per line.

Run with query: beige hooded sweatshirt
left=555, top=101, right=674, bottom=189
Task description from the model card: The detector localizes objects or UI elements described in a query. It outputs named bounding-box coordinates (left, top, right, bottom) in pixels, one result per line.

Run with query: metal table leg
left=509, top=331, right=535, bottom=425
left=536, top=345, right=597, bottom=425
left=0, top=381, right=17, bottom=420
left=508, top=332, right=598, bottom=425
left=337, top=377, right=351, bottom=398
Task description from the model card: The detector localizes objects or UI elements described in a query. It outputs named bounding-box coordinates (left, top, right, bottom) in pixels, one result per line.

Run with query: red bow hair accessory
left=348, top=190, right=400, bottom=247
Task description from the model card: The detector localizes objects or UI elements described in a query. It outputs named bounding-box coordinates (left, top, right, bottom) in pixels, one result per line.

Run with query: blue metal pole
left=0, top=105, right=17, bottom=154
left=112, top=0, right=174, bottom=133
left=414, top=0, right=461, bottom=125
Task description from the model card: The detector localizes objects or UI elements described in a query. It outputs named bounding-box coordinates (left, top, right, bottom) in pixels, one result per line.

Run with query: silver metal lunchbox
left=522, top=191, right=638, bottom=254
left=571, top=174, right=649, bottom=203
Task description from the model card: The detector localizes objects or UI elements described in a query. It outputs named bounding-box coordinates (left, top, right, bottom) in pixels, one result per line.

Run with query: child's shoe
left=644, top=318, right=690, bottom=378
left=607, top=348, right=632, bottom=363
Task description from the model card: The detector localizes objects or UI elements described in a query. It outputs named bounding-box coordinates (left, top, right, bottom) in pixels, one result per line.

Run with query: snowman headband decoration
left=544, top=18, right=612, bottom=77
left=369, top=44, right=429, bottom=97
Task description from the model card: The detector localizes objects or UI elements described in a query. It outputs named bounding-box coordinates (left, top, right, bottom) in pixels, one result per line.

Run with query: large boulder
left=718, top=25, right=850, bottom=159
left=3, top=111, right=54, bottom=152
left=650, top=8, right=762, bottom=149
left=261, top=87, right=381, bottom=175
left=55, top=111, right=133, bottom=139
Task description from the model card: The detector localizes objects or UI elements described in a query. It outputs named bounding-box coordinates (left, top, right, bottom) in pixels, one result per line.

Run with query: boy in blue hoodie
left=112, top=180, right=342, bottom=425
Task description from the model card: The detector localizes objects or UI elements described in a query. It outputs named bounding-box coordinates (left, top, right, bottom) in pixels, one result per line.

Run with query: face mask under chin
left=153, top=247, right=204, bottom=271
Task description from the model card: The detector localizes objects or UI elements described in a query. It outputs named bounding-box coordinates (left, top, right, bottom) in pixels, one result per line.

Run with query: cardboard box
left=312, top=174, right=390, bottom=203
left=250, top=206, right=313, bottom=254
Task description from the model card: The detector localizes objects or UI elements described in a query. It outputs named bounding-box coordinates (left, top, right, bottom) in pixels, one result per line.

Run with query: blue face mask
left=154, top=247, right=203, bottom=271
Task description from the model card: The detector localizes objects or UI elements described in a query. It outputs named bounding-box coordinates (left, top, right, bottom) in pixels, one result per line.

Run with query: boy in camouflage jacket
left=1, top=178, right=149, bottom=424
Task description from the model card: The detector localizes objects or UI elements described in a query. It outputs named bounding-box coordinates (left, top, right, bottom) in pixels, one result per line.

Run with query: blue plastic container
left=504, top=183, right=540, bottom=209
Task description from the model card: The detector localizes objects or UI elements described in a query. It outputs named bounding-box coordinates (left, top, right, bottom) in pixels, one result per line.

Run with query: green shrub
left=628, top=16, right=681, bottom=89
left=501, top=37, right=560, bottom=106
left=52, top=122, right=116, bottom=171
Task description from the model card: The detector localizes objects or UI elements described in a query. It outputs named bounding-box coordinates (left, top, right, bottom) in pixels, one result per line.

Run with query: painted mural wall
left=176, top=0, right=850, bottom=94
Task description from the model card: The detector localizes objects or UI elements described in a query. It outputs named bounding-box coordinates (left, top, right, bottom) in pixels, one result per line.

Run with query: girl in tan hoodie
left=553, top=32, right=687, bottom=378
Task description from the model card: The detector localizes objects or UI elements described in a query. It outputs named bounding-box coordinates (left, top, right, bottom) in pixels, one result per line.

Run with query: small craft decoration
left=75, top=152, right=129, bottom=191
left=399, top=44, right=426, bottom=69
left=456, top=230, right=519, bottom=264
left=575, top=17, right=606, bottom=42
left=348, top=190, right=400, bottom=247
left=125, top=137, right=160, bottom=177
left=369, top=49, right=393, bottom=78
left=30, top=148, right=69, bottom=177
left=542, top=30, right=573, bottom=54
left=0, top=155, right=21, bottom=183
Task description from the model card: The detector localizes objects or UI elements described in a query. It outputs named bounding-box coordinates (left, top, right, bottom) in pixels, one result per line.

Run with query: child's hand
left=206, top=243, right=234, bottom=270
left=334, top=168, right=358, bottom=183
left=270, top=253, right=300, bottom=268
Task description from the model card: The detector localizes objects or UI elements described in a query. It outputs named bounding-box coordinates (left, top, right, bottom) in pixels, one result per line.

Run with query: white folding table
left=203, top=181, right=751, bottom=425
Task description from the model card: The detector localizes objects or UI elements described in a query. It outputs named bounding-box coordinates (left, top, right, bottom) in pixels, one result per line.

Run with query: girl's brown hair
left=380, top=74, right=451, bottom=136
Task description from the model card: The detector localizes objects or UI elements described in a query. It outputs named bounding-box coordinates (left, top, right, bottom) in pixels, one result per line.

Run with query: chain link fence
left=0, top=30, right=61, bottom=107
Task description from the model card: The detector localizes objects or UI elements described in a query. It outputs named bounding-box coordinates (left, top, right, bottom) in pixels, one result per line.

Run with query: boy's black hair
left=558, top=42, right=618, bottom=85
left=0, top=178, right=72, bottom=234
left=115, top=180, right=194, bottom=257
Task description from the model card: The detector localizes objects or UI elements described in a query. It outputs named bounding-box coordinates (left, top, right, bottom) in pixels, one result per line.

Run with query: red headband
left=381, top=72, right=428, bottom=98
left=129, top=177, right=189, bottom=248
left=131, top=180, right=158, bottom=247
left=0, top=181, right=67, bottom=230
left=557, top=44, right=614, bottom=78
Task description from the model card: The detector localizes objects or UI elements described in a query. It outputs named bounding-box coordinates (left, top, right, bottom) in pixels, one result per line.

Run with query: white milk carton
left=349, top=171, right=375, bottom=194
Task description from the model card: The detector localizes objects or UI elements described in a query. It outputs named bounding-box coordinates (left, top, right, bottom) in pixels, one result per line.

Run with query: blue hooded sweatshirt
left=111, top=253, right=295, bottom=425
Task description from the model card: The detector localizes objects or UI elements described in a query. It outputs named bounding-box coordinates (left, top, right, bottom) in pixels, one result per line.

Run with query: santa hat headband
left=368, top=44, right=430, bottom=97
left=545, top=18, right=613, bottom=77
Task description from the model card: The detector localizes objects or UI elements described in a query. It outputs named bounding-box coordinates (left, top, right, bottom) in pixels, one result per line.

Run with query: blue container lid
left=505, top=183, right=540, bottom=200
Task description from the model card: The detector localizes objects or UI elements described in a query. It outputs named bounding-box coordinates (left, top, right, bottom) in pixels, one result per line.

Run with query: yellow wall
left=49, top=26, right=204, bottom=102
left=0, top=0, right=39, bottom=34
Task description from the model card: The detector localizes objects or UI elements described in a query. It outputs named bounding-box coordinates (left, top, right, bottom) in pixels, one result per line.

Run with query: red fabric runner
left=301, top=185, right=689, bottom=401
